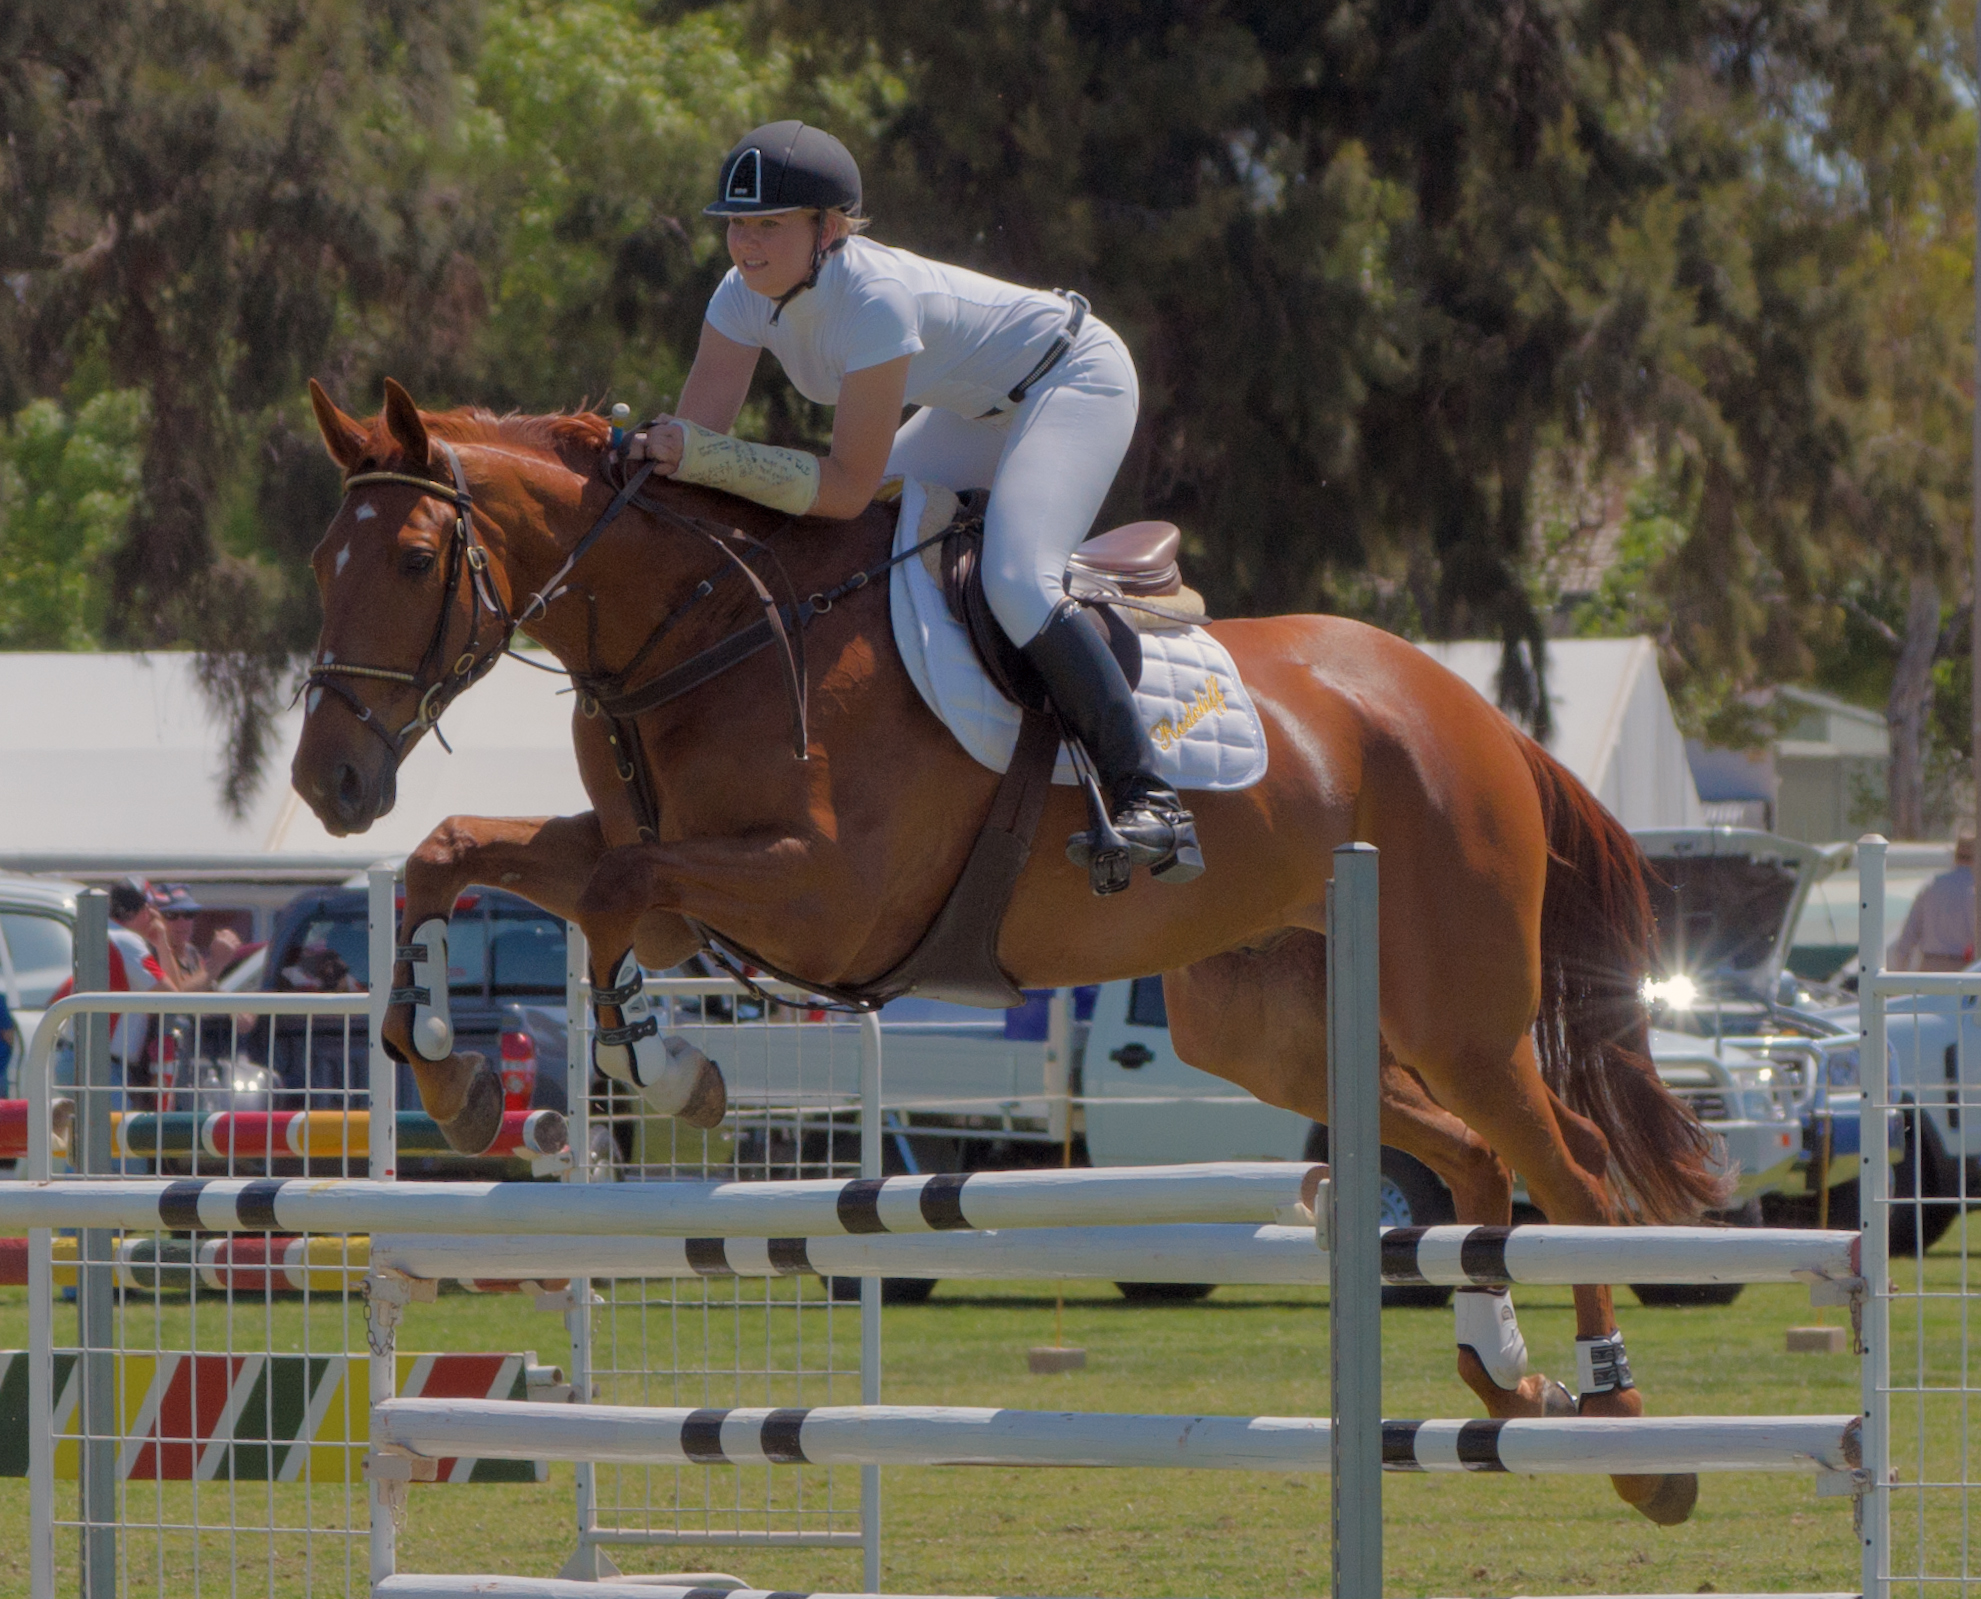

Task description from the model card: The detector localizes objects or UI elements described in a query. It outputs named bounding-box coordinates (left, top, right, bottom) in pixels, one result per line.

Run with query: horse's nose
left=331, top=761, right=371, bottom=830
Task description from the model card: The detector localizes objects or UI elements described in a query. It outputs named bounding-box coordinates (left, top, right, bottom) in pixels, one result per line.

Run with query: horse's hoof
left=435, top=1055, right=504, bottom=1155
left=1612, top=1471, right=1698, bottom=1526
left=675, top=1055, right=729, bottom=1130
left=1457, top=1349, right=1567, bottom=1420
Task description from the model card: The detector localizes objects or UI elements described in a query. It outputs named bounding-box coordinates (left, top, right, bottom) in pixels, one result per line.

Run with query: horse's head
left=292, top=378, right=516, bottom=835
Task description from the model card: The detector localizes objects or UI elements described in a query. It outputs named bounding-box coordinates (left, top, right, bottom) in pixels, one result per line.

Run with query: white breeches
left=884, top=322, right=1140, bottom=644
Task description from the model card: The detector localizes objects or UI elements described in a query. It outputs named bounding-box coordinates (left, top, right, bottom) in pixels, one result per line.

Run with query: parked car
left=0, top=871, right=81, bottom=1098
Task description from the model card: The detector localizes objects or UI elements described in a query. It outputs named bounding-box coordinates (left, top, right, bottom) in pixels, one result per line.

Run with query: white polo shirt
left=706, top=237, right=1070, bottom=418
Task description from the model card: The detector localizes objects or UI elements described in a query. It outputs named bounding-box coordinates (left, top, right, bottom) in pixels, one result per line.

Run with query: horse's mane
left=364, top=405, right=611, bottom=469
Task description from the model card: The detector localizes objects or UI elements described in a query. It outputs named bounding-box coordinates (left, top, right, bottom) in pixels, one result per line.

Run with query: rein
left=306, top=438, right=948, bottom=823
left=566, top=468, right=952, bottom=843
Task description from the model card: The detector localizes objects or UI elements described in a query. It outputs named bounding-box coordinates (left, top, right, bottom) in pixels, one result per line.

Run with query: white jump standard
left=16, top=851, right=1927, bottom=1599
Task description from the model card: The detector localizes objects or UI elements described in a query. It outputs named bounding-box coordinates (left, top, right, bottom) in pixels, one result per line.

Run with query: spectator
left=151, top=884, right=243, bottom=991
left=49, top=880, right=196, bottom=1086
left=280, top=939, right=359, bottom=994
left=1890, top=834, right=1977, bottom=973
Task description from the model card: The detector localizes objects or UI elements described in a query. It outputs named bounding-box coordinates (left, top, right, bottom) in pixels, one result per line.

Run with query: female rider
left=627, top=121, right=1202, bottom=890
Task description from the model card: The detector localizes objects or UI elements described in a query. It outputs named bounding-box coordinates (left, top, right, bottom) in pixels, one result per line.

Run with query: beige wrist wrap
left=671, top=419, right=820, bottom=516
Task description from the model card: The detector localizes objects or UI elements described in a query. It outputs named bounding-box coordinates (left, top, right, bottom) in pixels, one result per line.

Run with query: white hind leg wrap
left=393, top=918, right=453, bottom=1062
left=591, top=952, right=702, bottom=1116
left=1454, top=1286, right=1529, bottom=1390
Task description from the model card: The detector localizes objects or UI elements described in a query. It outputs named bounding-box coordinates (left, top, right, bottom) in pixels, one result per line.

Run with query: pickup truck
left=1630, top=828, right=1972, bottom=1256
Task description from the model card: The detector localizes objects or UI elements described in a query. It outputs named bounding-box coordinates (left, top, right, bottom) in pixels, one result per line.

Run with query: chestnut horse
left=293, top=378, right=1725, bottom=1525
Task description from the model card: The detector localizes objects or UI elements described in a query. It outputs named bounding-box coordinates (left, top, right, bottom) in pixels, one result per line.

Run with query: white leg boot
left=394, top=918, right=453, bottom=1062
left=591, top=953, right=728, bottom=1127
left=1455, top=1287, right=1574, bottom=1414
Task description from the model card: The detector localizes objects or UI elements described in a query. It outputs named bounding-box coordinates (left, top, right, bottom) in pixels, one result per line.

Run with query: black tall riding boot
left=1021, top=599, right=1204, bottom=895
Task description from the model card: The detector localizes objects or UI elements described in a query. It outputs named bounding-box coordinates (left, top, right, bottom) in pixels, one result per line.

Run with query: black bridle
left=303, top=442, right=517, bottom=761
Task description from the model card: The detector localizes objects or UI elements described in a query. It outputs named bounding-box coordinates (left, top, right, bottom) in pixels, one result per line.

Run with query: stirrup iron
left=1068, top=768, right=1133, bottom=896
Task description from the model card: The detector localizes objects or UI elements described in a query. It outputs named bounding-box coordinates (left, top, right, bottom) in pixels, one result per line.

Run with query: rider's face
left=727, top=212, right=825, bottom=299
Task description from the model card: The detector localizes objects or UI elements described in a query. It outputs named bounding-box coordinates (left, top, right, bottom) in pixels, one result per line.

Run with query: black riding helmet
left=706, top=121, right=862, bottom=218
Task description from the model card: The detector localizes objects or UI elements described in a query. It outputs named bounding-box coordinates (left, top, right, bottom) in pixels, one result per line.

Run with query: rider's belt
left=979, top=291, right=1089, bottom=418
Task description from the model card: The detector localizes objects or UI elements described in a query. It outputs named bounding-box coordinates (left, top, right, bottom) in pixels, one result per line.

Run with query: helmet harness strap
left=768, top=212, right=845, bottom=325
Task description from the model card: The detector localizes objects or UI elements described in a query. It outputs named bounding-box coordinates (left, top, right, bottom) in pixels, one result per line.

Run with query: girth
left=684, top=704, right=1062, bottom=1011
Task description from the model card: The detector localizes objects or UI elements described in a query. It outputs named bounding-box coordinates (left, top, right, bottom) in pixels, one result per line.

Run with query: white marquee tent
left=1418, top=637, right=1703, bottom=830
left=0, top=650, right=586, bottom=868
left=0, top=637, right=1700, bottom=869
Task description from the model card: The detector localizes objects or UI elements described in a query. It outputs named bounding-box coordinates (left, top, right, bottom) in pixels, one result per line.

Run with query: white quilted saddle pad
left=886, top=478, right=1269, bottom=790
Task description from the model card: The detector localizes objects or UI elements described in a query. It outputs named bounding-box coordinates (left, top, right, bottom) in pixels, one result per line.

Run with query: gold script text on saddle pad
left=1150, top=674, right=1228, bottom=751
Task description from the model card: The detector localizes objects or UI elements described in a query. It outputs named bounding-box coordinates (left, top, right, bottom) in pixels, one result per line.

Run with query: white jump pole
left=1857, top=836, right=1890, bottom=1599
left=376, top=1585, right=1864, bottom=1599
left=559, top=918, right=606, bottom=1584
left=0, top=1162, right=1319, bottom=1238
left=368, top=1222, right=1859, bottom=1289
left=859, top=1006, right=883, bottom=1595
left=73, top=889, right=115, bottom=1599
left=377, top=1584, right=1024, bottom=1599
left=367, top=863, right=399, bottom=1593
left=1328, top=843, right=1382, bottom=1599
left=372, top=1397, right=1860, bottom=1476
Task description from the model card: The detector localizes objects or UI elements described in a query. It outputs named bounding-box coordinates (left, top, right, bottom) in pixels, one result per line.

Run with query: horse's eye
left=401, top=548, right=437, bottom=577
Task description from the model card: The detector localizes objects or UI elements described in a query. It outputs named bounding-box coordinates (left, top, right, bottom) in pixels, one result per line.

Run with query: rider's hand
left=625, top=416, right=686, bottom=475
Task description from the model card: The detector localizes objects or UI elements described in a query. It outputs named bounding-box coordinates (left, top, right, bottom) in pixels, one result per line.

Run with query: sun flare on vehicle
left=1641, top=972, right=1698, bottom=1011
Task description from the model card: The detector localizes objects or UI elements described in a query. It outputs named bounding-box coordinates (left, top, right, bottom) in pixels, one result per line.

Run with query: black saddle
left=935, top=490, right=1146, bottom=707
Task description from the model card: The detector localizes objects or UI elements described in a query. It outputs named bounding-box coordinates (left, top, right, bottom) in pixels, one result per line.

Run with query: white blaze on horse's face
left=354, top=502, right=377, bottom=522
left=334, top=543, right=352, bottom=576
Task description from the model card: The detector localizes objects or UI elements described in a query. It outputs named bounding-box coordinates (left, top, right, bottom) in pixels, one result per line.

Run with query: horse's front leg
left=572, top=832, right=878, bottom=1128
left=385, top=812, right=632, bottom=1152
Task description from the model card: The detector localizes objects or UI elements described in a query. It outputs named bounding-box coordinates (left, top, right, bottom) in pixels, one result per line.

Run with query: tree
left=768, top=0, right=1968, bottom=749
left=0, top=0, right=837, bottom=809
left=0, top=390, right=149, bottom=650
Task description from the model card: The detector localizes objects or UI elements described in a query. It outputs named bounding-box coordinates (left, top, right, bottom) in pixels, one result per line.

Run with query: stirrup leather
left=392, top=918, right=453, bottom=1062
left=590, top=951, right=706, bottom=1117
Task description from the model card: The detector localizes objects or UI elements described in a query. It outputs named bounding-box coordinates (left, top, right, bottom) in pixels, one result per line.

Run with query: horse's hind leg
left=384, top=813, right=623, bottom=1152
left=1163, top=944, right=1568, bottom=1417
left=1375, top=1060, right=1574, bottom=1420
left=1403, top=1029, right=1698, bottom=1526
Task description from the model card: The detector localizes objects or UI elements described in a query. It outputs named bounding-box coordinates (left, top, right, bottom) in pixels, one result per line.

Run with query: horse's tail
left=1518, top=735, right=1734, bottom=1224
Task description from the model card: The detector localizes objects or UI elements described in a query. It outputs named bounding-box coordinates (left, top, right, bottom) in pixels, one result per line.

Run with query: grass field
left=0, top=1218, right=1971, bottom=1599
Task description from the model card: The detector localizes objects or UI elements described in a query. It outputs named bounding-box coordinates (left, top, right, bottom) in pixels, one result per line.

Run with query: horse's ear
left=380, top=377, right=430, bottom=466
left=308, top=378, right=369, bottom=473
